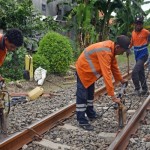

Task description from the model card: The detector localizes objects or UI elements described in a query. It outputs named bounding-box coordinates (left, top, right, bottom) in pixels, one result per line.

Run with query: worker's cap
left=116, top=35, right=131, bottom=53
left=135, top=16, right=144, bottom=23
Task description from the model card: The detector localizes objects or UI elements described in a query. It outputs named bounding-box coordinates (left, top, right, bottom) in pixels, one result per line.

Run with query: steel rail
left=0, top=71, right=132, bottom=150
left=0, top=103, right=75, bottom=150
left=108, top=95, right=150, bottom=150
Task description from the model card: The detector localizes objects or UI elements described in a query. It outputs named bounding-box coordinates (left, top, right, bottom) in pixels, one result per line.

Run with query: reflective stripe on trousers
left=76, top=73, right=96, bottom=124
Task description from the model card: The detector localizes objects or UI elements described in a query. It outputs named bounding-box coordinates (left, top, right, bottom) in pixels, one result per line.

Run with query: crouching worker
left=75, top=35, right=130, bottom=131
left=0, top=28, right=23, bottom=131
left=0, top=28, right=23, bottom=80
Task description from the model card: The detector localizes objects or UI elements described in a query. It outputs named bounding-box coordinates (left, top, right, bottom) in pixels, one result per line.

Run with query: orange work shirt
left=0, top=34, right=7, bottom=66
left=130, top=28, right=150, bottom=47
left=130, top=29, right=150, bottom=60
left=76, top=40, right=123, bottom=96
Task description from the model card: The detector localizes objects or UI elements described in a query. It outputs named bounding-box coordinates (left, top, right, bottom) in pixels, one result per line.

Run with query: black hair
left=116, top=35, right=130, bottom=50
left=4, top=28, right=23, bottom=47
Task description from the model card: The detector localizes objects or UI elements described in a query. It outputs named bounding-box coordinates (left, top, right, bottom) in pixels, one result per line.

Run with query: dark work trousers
left=76, top=73, right=96, bottom=125
left=132, top=55, right=148, bottom=91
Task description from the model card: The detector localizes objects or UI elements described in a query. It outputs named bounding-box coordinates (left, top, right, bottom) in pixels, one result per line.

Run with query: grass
left=117, top=45, right=150, bottom=65
left=117, top=53, right=135, bottom=65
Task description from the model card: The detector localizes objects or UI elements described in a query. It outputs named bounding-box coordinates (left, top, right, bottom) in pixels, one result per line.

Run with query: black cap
left=135, top=16, right=144, bottom=23
left=116, top=35, right=131, bottom=53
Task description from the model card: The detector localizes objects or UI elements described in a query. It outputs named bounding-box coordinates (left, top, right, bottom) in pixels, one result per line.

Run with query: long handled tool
left=114, top=82, right=128, bottom=129
left=127, top=55, right=130, bottom=77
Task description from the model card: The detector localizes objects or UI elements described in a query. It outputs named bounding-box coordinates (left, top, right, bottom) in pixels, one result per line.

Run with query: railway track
left=108, top=96, right=150, bottom=150
left=0, top=67, right=150, bottom=150
left=126, top=104, right=150, bottom=150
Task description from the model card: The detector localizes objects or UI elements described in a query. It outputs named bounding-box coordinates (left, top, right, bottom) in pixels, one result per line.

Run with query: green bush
left=37, top=31, right=73, bottom=74
left=33, top=54, right=49, bottom=71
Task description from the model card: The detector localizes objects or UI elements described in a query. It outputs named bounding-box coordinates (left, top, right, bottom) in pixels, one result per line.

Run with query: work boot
left=88, top=113, right=101, bottom=122
left=140, top=90, right=149, bottom=96
left=79, top=123, right=94, bottom=131
left=134, top=90, right=141, bottom=96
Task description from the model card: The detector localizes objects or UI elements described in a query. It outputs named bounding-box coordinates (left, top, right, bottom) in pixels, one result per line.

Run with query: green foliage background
left=0, top=47, right=26, bottom=80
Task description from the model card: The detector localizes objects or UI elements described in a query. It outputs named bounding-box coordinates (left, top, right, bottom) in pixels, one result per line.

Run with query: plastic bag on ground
left=34, top=67, right=47, bottom=85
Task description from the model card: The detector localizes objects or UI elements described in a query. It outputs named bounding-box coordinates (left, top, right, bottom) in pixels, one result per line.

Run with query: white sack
left=34, top=67, right=47, bottom=85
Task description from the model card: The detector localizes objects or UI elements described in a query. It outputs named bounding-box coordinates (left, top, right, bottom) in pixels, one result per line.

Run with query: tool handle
left=113, top=103, right=119, bottom=110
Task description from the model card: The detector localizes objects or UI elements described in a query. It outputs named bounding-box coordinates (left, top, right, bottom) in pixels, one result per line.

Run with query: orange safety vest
left=76, top=40, right=123, bottom=96
left=130, top=29, right=150, bottom=60
left=130, top=29, right=150, bottom=47
left=0, top=34, right=7, bottom=66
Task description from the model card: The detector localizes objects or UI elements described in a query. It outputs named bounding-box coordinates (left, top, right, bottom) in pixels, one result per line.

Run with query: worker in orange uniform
left=75, top=35, right=130, bottom=131
left=130, top=16, right=150, bottom=96
left=0, top=28, right=23, bottom=79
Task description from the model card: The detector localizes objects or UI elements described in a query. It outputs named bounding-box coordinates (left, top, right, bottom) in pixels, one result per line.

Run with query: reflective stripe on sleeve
left=84, top=47, right=111, bottom=78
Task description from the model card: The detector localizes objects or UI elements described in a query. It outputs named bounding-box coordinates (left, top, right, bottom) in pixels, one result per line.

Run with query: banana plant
left=113, top=0, right=150, bottom=37
left=95, top=0, right=124, bottom=41
left=67, top=0, right=125, bottom=49
left=67, top=0, right=99, bottom=49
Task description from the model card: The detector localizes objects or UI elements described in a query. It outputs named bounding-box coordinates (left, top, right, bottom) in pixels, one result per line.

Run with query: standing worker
left=130, top=16, right=150, bottom=96
left=0, top=28, right=23, bottom=78
left=75, top=35, right=130, bottom=131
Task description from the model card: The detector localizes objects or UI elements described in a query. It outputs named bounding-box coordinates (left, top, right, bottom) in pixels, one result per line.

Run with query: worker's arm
left=111, top=57, right=123, bottom=81
left=97, top=52, right=121, bottom=104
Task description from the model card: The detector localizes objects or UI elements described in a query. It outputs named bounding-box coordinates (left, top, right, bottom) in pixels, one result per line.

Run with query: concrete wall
left=32, top=0, right=71, bottom=17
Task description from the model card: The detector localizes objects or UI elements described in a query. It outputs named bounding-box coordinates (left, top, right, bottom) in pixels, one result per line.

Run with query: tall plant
left=112, top=0, right=150, bottom=37
left=66, top=0, right=100, bottom=50
left=66, top=0, right=125, bottom=49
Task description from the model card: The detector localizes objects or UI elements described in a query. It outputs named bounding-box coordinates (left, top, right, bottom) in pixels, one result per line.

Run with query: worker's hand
left=126, top=50, right=132, bottom=57
left=111, top=96, right=121, bottom=104
left=121, top=79, right=128, bottom=87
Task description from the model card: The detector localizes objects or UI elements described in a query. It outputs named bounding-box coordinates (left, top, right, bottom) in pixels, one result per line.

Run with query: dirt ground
left=6, top=69, right=76, bottom=97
